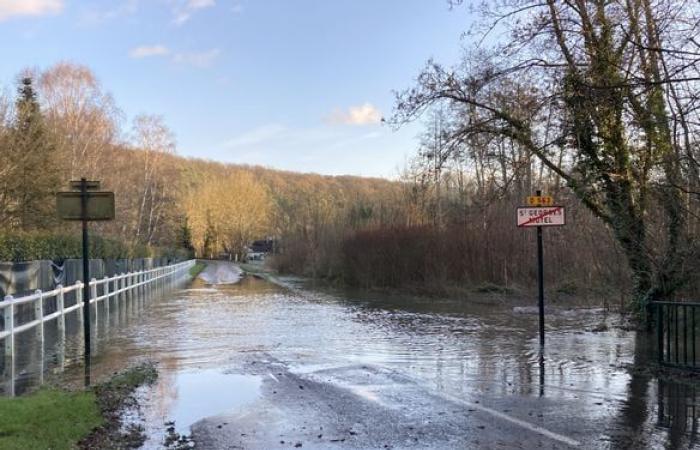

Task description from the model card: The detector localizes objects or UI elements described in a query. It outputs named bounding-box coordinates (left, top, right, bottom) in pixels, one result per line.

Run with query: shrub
left=0, top=232, right=191, bottom=262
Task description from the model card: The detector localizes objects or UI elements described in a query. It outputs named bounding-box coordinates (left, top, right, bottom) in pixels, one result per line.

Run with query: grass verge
left=0, top=388, right=102, bottom=450
left=239, top=262, right=281, bottom=284
left=0, top=363, right=158, bottom=450
left=189, top=262, right=206, bottom=278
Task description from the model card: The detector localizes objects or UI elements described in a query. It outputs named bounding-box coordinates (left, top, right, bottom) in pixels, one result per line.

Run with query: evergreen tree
left=8, top=77, right=60, bottom=230
left=180, top=218, right=195, bottom=255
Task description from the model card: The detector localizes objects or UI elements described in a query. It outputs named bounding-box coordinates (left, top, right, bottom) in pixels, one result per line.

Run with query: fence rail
left=0, top=259, right=195, bottom=360
left=654, top=301, right=700, bottom=370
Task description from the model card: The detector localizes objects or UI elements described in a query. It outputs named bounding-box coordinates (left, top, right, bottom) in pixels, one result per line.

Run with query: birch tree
left=130, top=115, right=176, bottom=246
left=39, top=62, right=120, bottom=179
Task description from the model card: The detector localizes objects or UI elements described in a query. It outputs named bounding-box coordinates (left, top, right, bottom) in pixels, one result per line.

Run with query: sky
left=0, top=0, right=471, bottom=178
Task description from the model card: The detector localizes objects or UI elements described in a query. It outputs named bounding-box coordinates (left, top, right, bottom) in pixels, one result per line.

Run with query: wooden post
left=103, top=276, right=110, bottom=322
left=56, top=286, right=65, bottom=337
left=34, top=290, right=44, bottom=345
left=4, top=296, right=14, bottom=359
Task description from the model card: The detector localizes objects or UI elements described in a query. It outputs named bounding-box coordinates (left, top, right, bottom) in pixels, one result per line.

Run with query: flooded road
left=4, top=261, right=700, bottom=448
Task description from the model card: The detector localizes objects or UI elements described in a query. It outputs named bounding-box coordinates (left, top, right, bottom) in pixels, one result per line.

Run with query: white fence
left=0, top=259, right=195, bottom=360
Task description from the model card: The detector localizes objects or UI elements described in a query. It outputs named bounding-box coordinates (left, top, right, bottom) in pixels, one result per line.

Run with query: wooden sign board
left=56, top=192, right=115, bottom=221
left=69, top=180, right=101, bottom=190
left=517, top=206, right=565, bottom=227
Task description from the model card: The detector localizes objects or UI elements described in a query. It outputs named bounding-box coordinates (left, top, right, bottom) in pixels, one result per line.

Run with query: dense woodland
left=2, top=0, right=699, bottom=315
left=0, top=64, right=406, bottom=265
left=0, top=62, right=627, bottom=306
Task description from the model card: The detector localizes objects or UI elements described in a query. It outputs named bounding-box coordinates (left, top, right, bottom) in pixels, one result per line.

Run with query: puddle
left=139, top=369, right=261, bottom=445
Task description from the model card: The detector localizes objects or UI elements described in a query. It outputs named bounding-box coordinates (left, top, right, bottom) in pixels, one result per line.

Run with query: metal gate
left=654, top=301, right=700, bottom=370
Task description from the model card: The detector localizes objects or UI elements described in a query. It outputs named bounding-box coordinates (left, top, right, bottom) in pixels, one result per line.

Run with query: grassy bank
left=0, top=389, right=102, bottom=449
left=189, top=262, right=206, bottom=278
left=0, top=364, right=158, bottom=450
left=238, top=261, right=281, bottom=284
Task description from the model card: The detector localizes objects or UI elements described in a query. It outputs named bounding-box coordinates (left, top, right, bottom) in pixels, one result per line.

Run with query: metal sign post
left=57, top=179, right=115, bottom=386
left=516, top=191, right=566, bottom=348
left=537, top=220, right=544, bottom=347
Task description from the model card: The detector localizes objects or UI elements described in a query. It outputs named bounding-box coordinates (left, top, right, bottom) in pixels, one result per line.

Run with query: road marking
left=385, top=368, right=582, bottom=447
left=291, top=363, right=581, bottom=447
left=439, top=391, right=581, bottom=447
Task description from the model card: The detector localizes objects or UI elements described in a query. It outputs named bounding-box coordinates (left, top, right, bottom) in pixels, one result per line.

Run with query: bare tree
left=392, top=0, right=700, bottom=315
left=38, top=62, right=120, bottom=179
left=130, top=115, right=176, bottom=246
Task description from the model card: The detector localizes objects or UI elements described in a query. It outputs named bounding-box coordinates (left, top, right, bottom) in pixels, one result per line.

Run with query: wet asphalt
left=193, top=356, right=580, bottom=449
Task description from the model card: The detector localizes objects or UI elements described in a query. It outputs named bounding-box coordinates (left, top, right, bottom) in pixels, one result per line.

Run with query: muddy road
left=5, top=261, right=698, bottom=448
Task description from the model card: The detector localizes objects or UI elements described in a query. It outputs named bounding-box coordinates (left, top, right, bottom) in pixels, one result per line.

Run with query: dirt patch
left=79, top=363, right=158, bottom=449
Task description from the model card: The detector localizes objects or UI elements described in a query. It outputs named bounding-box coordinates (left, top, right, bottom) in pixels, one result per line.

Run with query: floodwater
left=2, top=264, right=699, bottom=448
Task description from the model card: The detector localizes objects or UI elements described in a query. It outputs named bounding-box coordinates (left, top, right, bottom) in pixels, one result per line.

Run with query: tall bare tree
left=38, top=62, right=120, bottom=179
left=130, top=115, right=176, bottom=247
left=392, top=0, right=700, bottom=316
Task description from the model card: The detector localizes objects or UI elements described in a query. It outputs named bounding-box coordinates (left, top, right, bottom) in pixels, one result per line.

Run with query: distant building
left=246, top=239, right=275, bottom=261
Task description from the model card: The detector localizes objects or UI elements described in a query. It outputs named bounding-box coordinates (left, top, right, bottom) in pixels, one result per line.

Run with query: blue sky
left=0, top=1, right=471, bottom=177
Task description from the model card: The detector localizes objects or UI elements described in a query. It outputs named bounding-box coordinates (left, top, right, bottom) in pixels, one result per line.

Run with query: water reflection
left=657, top=380, right=700, bottom=448
left=0, top=277, right=190, bottom=395
left=539, top=351, right=545, bottom=398
left=136, top=369, right=261, bottom=447
left=2, top=275, right=700, bottom=447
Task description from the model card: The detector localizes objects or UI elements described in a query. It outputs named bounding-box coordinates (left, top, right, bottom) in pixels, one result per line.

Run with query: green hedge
left=0, top=232, right=191, bottom=262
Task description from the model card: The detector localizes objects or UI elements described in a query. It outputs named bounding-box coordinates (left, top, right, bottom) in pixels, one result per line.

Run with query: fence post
left=124, top=273, right=129, bottom=312
left=133, top=271, right=137, bottom=305
left=103, top=275, right=110, bottom=321
left=135, top=271, right=141, bottom=307
left=76, top=282, right=84, bottom=325
left=90, top=279, right=97, bottom=307
left=34, top=290, right=44, bottom=345
left=145, top=270, right=150, bottom=300
left=90, top=279, right=98, bottom=337
left=57, top=285, right=65, bottom=333
left=124, top=272, right=133, bottom=310
left=4, top=295, right=14, bottom=359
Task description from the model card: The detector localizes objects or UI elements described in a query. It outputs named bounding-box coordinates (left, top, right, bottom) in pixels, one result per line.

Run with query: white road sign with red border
left=517, top=206, right=566, bottom=227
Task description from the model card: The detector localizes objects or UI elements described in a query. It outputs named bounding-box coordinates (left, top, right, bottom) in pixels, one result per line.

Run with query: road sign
left=57, top=179, right=115, bottom=387
left=518, top=192, right=565, bottom=349
left=56, top=191, right=115, bottom=221
left=527, top=195, right=553, bottom=206
left=517, top=206, right=565, bottom=227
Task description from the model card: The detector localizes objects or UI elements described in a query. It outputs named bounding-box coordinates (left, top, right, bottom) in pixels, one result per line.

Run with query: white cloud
left=224, top=124, right=288, bottom=148
left=215, top=123, right=394, bottom=177
left=80, top=0, right=140, bottom=26
left=326, top=103, right=382, bottom=126
left=129, top=45, right=221, bottom=69
left=172, top=48, right=221, bottom=68
left=173, top=0, right=215, bottom=25
left=0, top=0, right=63, bottom=21
left=129, top=45, right=170, bottom=59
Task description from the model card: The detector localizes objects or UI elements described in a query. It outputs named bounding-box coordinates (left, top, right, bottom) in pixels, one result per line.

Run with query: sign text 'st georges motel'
left=516, top=206, right=566, bottom=227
